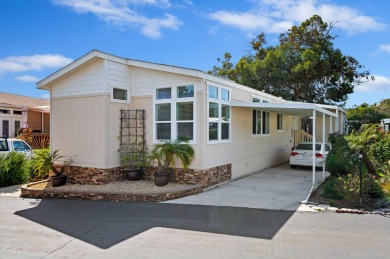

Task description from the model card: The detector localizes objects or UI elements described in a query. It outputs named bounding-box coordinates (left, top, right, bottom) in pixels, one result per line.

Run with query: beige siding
left=51, top=96, right=105, bottom=168
left=134, top=67, right=199, bottom=96
left=106, top=60, right=133, bottom=95
left=201, top=106, right=294, bottom=178
left=51, top=60, right=104, bottom=98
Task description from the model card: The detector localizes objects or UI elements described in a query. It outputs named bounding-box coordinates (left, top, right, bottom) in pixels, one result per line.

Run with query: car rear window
left=295, top=143, right=321, bottom=151
left=0, top=140, right=8, bottom=151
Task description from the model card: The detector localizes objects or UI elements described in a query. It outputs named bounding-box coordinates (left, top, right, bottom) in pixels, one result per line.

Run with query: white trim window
left=154, top=85, right=195, bottom=142
left=111, top=86, right=130, bottom=103
left=277, top=114, right=283, bottom=131
left=208, top=85, right=231, bottom=143
left=252, top=99, right=270, bottom=135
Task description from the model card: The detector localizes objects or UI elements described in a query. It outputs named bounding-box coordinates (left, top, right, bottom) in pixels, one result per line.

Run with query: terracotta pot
left=50, top=175, right=67, bottom=187
left=154, top=172, right=169, bottom=187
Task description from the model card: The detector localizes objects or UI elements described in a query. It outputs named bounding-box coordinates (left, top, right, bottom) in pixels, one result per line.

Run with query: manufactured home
left=0, top=92, right=50, bottom=138
left=37, top=50, right=345, bottom=186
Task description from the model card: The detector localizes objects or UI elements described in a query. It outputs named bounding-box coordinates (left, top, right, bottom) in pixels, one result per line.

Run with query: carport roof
left=231, top=101, right=337, bottom=117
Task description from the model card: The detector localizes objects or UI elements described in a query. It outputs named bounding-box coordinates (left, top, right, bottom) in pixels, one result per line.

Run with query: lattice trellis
left=119, top=109, right=146, bottom=169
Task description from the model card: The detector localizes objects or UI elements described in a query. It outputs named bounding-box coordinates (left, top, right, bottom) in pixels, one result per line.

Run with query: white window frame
left=111, top=86, right=130, bottom=103
left=207, top=85, right=231, bottom=144
left=277, top=114, right=283, bottom=132
left=252, top=99, right=270, bottom=136
left=153, top=84, right=196, bottom=144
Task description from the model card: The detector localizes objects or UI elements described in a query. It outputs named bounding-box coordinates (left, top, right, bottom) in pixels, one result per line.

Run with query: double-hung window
left=154, top=85, right=195, bottom=142
left=252, top=98, right=270, bottom=135
left=208, top=85, right=231, bottom=142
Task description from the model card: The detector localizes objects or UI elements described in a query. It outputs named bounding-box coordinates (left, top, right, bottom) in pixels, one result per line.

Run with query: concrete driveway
left=167, top=163, right=328, bottom=211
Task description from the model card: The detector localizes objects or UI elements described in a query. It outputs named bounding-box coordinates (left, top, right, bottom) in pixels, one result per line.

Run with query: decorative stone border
left=58, top=163, right=232, bottom=188
left=21, top=180, right=203, bottom=202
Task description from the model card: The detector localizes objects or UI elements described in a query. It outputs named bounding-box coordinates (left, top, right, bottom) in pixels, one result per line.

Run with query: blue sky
left=1, top=0, right=389, bottom=107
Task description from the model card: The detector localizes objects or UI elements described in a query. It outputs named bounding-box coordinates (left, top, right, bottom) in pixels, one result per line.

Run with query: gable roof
left=36, top=49, right=284, bottom=103
left=0, top=92, right=49, bottom=110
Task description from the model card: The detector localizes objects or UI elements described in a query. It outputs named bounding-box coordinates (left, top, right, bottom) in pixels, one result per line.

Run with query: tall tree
left=209, top=15, right=373, bottom=105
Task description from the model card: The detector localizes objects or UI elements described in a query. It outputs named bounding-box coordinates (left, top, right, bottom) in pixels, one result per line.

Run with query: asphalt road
left=1, top=196, right=389, bottom=258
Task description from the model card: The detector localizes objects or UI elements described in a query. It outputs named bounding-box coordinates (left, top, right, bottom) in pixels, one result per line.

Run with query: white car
left=290, top=142, right=331, bottom=168
left=0, top=138, right=33, bottom=158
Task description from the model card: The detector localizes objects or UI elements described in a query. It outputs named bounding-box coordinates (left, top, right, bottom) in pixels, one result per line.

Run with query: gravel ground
left=29, top=180, right=198, bottom=194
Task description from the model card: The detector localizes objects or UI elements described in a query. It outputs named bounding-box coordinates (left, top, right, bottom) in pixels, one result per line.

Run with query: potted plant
left=33, top=149, right=72, bottom=187
left=120, top=143, right=148, bottom=181
left=149, top=139, right=195, bottom=187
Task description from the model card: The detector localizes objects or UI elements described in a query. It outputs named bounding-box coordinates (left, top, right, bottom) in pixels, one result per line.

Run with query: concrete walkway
left=166, top=163, right=329, bottom=211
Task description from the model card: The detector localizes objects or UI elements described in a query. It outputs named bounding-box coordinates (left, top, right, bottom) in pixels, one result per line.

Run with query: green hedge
left=0, top=152, right=30, bottom=187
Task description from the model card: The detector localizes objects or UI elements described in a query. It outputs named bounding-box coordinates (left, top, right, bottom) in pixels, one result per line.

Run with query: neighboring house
left=0, top=92, right=50, bottom=138
left=37, top=50, right=345, bottom=186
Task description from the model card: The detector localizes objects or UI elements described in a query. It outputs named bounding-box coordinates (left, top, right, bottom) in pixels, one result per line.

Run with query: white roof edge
left=318, top=104, right=346, bottom=113
left=35, top=50, right=286, bottom=103
left=231, top=101, right=337, bottom=117
left=37, top=50, right=101, bottom=89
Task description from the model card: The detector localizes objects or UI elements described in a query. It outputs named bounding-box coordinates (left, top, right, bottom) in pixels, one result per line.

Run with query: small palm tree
left=33, top=149, right=65, bottom=176
left=149, top=139, right=195, bottom=174
left=346, top=124, right=380, bottom=177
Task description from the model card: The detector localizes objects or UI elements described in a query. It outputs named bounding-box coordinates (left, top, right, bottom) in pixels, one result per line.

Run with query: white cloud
left=52, top=0, right=182, bottom=38
left=15, top=75, right=40, bottom=82
left=379, top=44, right=390, bottom=53
left=0, top=54, right=73, bottom=75
left=210, top=0, right=386, bottom=35
left=355, top=75, right=390, bottom=93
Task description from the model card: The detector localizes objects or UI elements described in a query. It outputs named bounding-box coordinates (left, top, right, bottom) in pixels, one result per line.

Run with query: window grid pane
left=178, top=85, right=194, bottom=98
left=221, top=104, right=230, bottom=122
left=208, top=86, right=218, bottom=99
left=277, top=114, right=283, bottom=130
left=156, top=88, right=171, bottom=99
left=156, top=123, right=171, bottom=140
left=156, top=103, right=171, bottom=121
left=263, top=111, right=270, bottom=134
left=177, top=102, right=193, bottom=121
left=221, top=89, right=229, bottom=101
left=177, top=122, right=193, bottom=140
left=221, top=123, right=229, bottom=140
left=209, top=102, right=219, bottom=118
left=209, top=123, right=218, bottom=140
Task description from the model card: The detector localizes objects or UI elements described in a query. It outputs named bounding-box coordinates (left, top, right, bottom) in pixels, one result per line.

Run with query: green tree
left=209, top=15, right=373, bottom=105
left=347, top=103, right=386, bottom=131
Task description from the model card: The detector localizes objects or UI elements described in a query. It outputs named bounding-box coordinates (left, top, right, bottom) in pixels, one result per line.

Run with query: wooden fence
left=18, top=133, right=50, bottom=149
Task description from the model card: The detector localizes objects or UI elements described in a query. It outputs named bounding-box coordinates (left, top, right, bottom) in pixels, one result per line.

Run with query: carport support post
left=322, top=113, right=326, bottom=179
left=312, top=110, right=316, bottom=186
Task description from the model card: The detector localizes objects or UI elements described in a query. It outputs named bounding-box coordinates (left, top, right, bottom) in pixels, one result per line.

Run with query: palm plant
left=33, top=149, right=65, bottom=176
left=346, top=124, right=380, bottom=177
left=149, top=139, right=195, bottom=174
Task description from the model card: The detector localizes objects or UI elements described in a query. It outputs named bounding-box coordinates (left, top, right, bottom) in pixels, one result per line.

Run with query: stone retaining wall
left=21, top=181, right=203, bottom=202
left=59, top=163, right=232, bottom=187
left=54, top=165, right=124, bottom=185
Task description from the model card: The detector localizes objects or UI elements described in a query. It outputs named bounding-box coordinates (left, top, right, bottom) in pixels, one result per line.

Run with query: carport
left=231, top=101, right=338, bottom=203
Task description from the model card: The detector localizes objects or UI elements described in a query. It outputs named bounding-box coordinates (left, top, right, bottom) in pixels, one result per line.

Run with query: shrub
left=322, top=176, right=345, bottom=200
left=30, top=148, right=51, bottom=180
left=322, top=174, right=384, bottom=207
left=0, top=152, right=30, bottom=187
left=326, top=134, right=357, bottom=177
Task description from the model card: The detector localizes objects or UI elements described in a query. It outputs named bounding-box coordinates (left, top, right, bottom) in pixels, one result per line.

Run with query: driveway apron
left=166, top=163, right=328, bottom=211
